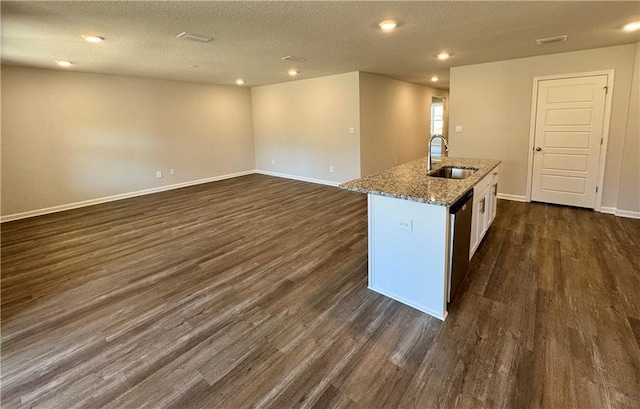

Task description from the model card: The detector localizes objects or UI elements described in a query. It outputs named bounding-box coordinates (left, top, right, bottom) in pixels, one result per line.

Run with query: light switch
left=348, top=127, right=356, bottom=134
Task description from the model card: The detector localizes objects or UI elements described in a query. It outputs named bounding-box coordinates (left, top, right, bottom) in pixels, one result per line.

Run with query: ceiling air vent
left=177, top=32, right=213, bottom=43
left=281, top=56, right=306, bottom=62
left=536, top=35, right=568, bottom=45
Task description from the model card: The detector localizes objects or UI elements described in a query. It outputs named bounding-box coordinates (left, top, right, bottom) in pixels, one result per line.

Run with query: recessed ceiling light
left=56, top=60, right=73, bottom=67
left=431, top=76, right=439, bottom=82
left=288, top=69, right=299, bottom=76
left=236, top=79, right=245, bottom=85
left=378, top=20, right=398, bottom=31
left=437, top=52, right=450, bottom=60
left=623, top=21, right=640, bottom=31
left=82, top=35, right=104, bottom=43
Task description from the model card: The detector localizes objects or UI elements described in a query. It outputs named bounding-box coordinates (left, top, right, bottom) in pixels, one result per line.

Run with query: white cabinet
left=470, top=167, right=499, bottom=259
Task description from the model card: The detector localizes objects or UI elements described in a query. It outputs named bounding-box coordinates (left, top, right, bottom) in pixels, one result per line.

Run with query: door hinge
left=596, top=186, right=599, bottom=193
left=604, top=86, right=608, bottom=94
left=601, top=137, right=603, bottom=145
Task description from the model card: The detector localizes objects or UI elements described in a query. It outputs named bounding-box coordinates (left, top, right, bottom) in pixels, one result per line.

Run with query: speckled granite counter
left=340, top=157, right=501, bottom=206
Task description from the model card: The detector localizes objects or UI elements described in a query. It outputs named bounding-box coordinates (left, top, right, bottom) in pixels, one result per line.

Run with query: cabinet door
left=488, top=182, right=498, bottom=226
left=470, top=191, right=487, bottom=259
left=470, top=197, right=479, bottom=259
left=478, top=193, right=488, bottom=240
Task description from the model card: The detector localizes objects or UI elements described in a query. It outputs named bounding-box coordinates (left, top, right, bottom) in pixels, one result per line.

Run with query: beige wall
left=7, top=48, right=635, bottom=219
left=359, top=72, right=449, bottom=176
left=448, top=44, right=637, bottom=209
left=1, top=66, right=255, bottom=217
left=616, top=43, right=640, bottom=214
left=252, top=72, right=361, bottom=184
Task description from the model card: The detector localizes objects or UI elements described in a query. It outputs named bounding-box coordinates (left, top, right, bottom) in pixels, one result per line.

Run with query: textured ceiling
left=2, top=1, right=639, bottom=89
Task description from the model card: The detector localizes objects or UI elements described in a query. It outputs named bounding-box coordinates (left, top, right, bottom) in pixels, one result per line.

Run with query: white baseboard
left=612, top=209, right=640, bottom=219
left=600, top=206, right=616, bottom=215
left=255, top=169, right=341, bottom=187
left=495, top=195, right=639, bottom=219
left=1, top=170, right=256, bottom=223
left=598, top=207, right=640, bottom=219
left=496, top=193, right=528, bottom=202
left=6, top=170, right=635, bottom=223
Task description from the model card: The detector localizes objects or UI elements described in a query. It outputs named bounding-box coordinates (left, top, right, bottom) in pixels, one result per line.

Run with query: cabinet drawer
left=474, top=166, right=499, bottom=197
left=474, top=174, right=492, bottom=197
left=490, top=165, right=500, bottom=186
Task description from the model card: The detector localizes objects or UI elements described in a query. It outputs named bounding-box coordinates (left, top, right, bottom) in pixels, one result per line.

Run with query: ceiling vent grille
left=177, top=32, right=213, bottom=43
left=281, top=56, right=306, bottom=62
left=536, top=35, right=568, bottom=45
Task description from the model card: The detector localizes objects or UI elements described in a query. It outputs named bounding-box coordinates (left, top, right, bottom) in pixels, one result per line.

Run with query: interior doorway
left=430, top=96, right=447, bottom=160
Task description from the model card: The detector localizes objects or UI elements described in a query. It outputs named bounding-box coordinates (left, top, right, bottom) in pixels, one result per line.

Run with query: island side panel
left=367, top=194, right=450, bottom=320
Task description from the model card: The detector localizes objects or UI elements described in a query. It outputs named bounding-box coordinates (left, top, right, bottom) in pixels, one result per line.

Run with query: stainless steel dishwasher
left=448, top=189, right=473, bottom=303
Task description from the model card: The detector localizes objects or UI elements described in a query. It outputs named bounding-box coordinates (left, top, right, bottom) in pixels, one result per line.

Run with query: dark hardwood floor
left=2, top=174, right=639, bottom=409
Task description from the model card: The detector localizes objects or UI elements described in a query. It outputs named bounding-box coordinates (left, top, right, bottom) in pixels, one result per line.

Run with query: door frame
left=525, top=70, right=615, bottom=211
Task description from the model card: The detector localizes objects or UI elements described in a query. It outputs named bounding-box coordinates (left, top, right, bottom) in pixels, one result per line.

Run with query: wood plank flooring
left=2, top=174, right=640, bottom=408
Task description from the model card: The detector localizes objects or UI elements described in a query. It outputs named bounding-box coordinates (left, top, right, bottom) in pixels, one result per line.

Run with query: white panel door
left=531, top=75, right=608, bottom=208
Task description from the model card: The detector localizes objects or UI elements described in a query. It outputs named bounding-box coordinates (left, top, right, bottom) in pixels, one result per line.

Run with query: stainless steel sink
left=429, top=166, right=478, bottom=179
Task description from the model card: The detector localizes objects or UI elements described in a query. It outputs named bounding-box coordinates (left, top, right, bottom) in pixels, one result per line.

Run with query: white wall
left=359, top=72, right=449, bottom=176
left=251, top=72, right=361, bottom=184
left=616, top=43, right=640, bottom=214
left=448, top=44, right=637, bottom=209
left=1, top=66, right=255, bottom=217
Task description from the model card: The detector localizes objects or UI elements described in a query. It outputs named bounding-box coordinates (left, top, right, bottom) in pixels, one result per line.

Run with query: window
left=430, top=97, right=446, bottom=159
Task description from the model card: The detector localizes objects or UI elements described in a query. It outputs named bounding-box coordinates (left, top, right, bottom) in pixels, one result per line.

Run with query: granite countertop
left=339, top=157, right=501, bottom=207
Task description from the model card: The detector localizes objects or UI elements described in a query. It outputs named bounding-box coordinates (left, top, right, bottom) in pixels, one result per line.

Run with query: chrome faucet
left=427, top=134, right=449, bottom=172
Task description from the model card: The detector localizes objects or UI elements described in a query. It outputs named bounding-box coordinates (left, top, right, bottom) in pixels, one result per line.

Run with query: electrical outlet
left=156, top=170, right=162, bottom=179
left=397, top=217, right=413, bottom=231
left=170, top=169, right=175, bottom=176
left=455, top=125, right=463, bottom=133
left=329, top=166, right=334, bottom=173
left=272, top=159, right=276, bottom=166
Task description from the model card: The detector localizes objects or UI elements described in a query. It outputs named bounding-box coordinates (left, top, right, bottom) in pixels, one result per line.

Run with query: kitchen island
left=340, top=157, right=500, bottom=320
